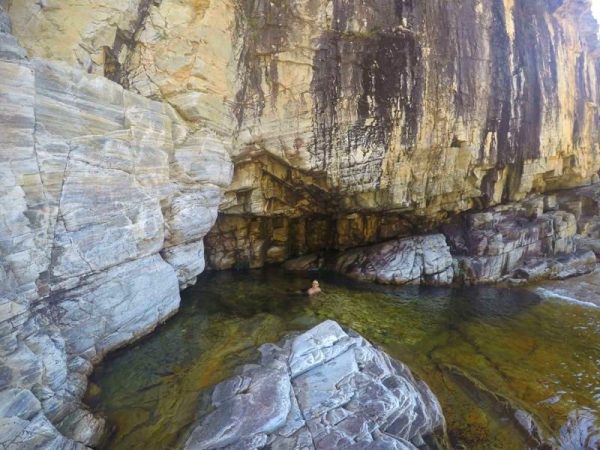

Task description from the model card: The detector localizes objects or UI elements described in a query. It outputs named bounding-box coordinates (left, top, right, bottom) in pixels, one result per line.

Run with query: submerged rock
left=184, top=320, right=445, bottom=450
left=533, top=269, right=600, bottom=308
left=555, top=409, right=600, bottom=450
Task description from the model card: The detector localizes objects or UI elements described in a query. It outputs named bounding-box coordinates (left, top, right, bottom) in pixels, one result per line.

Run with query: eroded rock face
left=0, top=9, right=232, bottom=448
left=184, top=320, right=445, bottom=450
left=448, top=197, right=584, bottom=284
left=7, top=0, right=600, bottom=271
left=452, top=186, right=600, bottom=284
left=285, top=186, right=600, bottom=286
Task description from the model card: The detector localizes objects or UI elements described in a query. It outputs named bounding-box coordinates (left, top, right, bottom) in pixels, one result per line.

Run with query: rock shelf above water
left=184, top=320, right=445, bottom=450
left=285, top=187, right=600, bottom=287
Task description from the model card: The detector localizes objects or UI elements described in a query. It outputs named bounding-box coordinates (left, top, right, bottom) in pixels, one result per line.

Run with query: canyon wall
left=1, top=0, right=600, bottom=447
left=11, top=0, right=597, bottom=269
left=0, top=7, right=232, bottom=447
left=215, top=0, right=600, bottom=268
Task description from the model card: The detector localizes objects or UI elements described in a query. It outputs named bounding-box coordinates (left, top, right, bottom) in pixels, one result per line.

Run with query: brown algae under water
left=85, top=269, right=600, bottom=449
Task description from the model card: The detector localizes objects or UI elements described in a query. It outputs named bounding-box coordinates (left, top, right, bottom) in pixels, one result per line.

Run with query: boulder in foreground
left=184, top=320, right=445, bottom=450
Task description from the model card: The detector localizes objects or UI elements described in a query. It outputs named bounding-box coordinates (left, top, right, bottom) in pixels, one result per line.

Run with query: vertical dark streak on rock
left=452, top=0, right=480, bottom=123
left=233, top=0, right=261, bottom=127
left=511, top=0, right=547, bottom=163
left=268, top=57, right=279, bottom=109
left=538, top=9, right=559, bottom=139
left=103, top=0, right=162, bottom=88
left=358, top=31, right=422, bottom=149
left=478, top=0, right=561, bottom=200
left=311, top=33, right=341, bottom=171
left=480, top=0, right=511, bottom=169
left=309, top=0, right=423, bottom=184
left=573, top=53, right=586, bottom=146
left=232, top=0, right=291, bottom=127
left=481, top=168, right=501, bottom=206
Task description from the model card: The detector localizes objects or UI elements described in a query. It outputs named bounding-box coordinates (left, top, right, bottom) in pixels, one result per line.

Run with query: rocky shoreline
left=285, top=185, right=600, bottom=288
left=533, top=269, right=600, bottom=309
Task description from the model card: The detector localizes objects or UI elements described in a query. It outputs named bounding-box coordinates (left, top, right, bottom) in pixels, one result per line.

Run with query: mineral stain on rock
left=206, top=0, right=600, bottom=272
left=310, top=0, right=423, bottom=184
left=311, top=29, right=423, bottom=173
left=232, top=0, right=295, bottom=126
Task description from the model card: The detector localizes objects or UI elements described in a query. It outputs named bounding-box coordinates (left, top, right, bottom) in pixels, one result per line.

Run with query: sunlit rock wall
left=8, top=0, right=600, bottom=268
left=8, top=0, right=237, bottom=135
left=0, top=8, right=232, bottom=446
left=230, top=0, right=600, bottom=205
left=217, top=0, right=600, bottom=267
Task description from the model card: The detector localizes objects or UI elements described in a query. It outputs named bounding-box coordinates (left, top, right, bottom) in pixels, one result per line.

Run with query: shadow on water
left=86, top=269, right=600, bottom=449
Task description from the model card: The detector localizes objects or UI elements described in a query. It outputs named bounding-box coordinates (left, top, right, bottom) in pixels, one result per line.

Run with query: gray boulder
left=333, top=234, right=454, bottom=286
left=184, top=321, right=445, bottom=450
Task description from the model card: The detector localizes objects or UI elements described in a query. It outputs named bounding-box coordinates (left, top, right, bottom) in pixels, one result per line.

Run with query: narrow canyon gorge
left=1, top=0, right=599, bottom=448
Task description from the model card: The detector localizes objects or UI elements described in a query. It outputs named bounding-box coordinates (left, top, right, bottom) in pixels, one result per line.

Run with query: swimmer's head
left=312, top=280, right=319, bottom=287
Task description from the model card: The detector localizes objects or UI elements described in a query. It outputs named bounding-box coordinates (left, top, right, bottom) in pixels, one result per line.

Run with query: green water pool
left=86, top=269, right=600, bottom=449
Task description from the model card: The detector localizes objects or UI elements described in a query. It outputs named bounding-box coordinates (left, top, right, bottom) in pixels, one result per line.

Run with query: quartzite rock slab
left=333, top=234, right=454, bottom=286
left=0, top=10, right=232, bottom=449
left=184, top=320, right=445, bottom=450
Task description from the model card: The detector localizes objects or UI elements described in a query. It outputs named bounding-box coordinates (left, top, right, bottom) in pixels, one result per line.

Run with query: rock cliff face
left=7, top=0, right=600, bottom=269
left=0, top=7, right=231, bottom=447
left=2, top=0, right=600, bottom=447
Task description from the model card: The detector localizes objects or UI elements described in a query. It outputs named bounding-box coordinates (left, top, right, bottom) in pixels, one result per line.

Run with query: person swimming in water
left=306, top=280, right=322, bottom=296
left=288, top=280, right=323, bottom=296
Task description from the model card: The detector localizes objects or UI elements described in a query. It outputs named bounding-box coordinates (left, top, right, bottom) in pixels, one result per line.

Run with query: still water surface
left=86, top=270, right=600, bottom=449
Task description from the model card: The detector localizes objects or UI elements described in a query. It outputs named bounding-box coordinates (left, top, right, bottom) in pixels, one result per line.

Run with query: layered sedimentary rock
left=447, top=188, right=600, bottom=284
left=7, top=0, right=600, bottom=270
left=184, top=320, right=445, bottom=450
left=0, top=8, right=232, bottom=447
left=286, top=186, right=600, bottom=285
